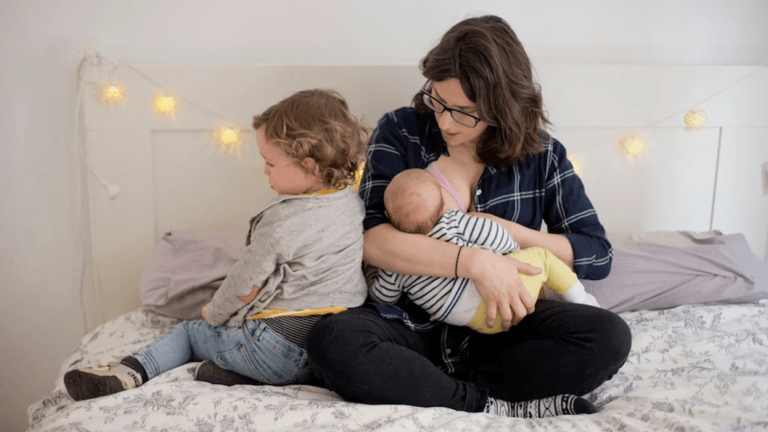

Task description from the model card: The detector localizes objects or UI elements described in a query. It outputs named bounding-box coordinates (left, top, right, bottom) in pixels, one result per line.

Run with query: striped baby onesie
left=369, top=209, right=518, bottom=325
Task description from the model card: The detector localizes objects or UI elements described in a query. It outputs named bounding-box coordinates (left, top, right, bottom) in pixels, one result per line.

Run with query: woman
left=305, top=15, right=631, bottom=418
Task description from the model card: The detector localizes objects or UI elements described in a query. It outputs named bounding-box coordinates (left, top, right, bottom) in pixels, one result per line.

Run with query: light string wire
left=73, top=62, right=94, bottom=333
left=74, top=68, right=116, bottom=191
left=709, top=127, right=723, bottom=232
left=643, top=65, right=767, bottom=129
left=96, top=53, right=249, bottom=154
left=551, top=65, right=767, bottom=134
left=94, top=52, right=234, bottom=123
left=556, top=65, right=767, bottom=157
left=618, top=66, right=768, bottom=160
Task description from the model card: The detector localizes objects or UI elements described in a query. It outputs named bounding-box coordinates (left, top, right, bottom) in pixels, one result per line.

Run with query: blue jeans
left=135, top=319, right=312, bottom=385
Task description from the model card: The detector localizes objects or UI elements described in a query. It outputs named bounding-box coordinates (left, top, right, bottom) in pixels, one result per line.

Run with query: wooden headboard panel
left=82, top=64, right=768, bottom=324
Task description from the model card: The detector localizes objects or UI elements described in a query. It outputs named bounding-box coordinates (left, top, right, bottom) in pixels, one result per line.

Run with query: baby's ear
left=301, top=158, right=318, bottom=174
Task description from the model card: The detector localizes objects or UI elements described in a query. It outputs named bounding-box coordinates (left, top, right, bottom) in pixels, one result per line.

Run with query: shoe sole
left=64, top=369, right=127, bottom=401
left=195, top=361, right=261, bottom=386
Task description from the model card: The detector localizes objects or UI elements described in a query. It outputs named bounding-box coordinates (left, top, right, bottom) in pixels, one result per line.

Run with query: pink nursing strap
left=426, top=162, right=467, bottom=213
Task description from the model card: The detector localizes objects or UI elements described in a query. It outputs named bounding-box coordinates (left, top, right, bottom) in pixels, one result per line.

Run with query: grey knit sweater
left=205, top=187, right=367, bottom=326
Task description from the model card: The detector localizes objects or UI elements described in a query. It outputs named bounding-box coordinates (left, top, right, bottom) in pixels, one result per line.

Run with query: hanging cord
left=709, top=127, right=723, bottom=232
left=72, top=52, right=121, bottom=332
left=72, top=66, right=92, bottom=333
left=74, top=53, right=122, bottom=199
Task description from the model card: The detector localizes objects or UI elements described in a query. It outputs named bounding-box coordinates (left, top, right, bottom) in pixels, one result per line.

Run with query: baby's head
left=254, top=89, right=368, bottom=194
left=384, top=169, right=445, bottom=235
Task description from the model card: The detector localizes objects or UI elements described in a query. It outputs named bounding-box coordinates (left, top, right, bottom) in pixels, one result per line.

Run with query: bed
left=27, top=63, right=768, bottom=431
left=26, top=295, right=768, bottom=431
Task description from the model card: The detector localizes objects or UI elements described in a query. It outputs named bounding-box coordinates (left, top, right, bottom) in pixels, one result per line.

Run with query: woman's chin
left=441, top=132, right=461, bottom=145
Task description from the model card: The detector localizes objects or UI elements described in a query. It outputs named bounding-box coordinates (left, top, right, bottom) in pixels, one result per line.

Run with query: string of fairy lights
left=90, top=64, right=245, bottom=153
left=84, top=45, right=765, bottom=178
left=567, top=65, right=766, bottom=175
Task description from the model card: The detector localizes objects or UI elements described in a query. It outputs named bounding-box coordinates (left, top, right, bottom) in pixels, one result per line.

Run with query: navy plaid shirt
left=359, top=107, right=613, bottom=349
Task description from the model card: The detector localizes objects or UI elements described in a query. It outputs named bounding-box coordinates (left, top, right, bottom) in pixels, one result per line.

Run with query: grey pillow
left=140, top=228, right=246, bottom=319
left=583, top=231, right=768, bottom=314
left=148, top=283, right=220, bottom=320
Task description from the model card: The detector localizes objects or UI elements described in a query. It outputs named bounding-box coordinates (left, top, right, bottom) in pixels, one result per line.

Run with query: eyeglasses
left=420, top=82, right=488, bottom=128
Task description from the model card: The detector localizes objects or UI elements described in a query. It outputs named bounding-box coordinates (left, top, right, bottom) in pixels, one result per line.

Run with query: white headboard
left=82, top=64, right=768, bottom=324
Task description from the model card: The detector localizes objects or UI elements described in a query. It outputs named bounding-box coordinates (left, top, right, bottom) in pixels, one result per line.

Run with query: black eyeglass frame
left=419, top=81, right=493, bottom=128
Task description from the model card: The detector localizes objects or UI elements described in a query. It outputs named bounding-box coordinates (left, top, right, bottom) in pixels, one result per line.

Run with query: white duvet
left=28, top=300, right=768, bottom=432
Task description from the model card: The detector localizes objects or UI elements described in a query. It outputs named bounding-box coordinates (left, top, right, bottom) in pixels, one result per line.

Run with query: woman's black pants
left=305, top=300, right=632, bottom=412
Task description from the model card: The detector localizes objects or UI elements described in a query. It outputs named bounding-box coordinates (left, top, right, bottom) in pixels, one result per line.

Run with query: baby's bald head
left=384, top=169, right=445, bottom=235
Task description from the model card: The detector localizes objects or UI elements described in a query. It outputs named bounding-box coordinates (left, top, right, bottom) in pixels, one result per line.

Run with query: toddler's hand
left=202, top=303, right=211, bottom=321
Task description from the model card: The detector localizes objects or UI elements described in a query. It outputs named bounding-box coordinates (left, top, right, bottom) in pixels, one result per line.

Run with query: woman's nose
left=437, top=111, right=457, bottom=131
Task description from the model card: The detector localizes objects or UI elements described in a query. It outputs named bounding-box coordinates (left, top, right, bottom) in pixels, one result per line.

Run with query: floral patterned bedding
left=28, top=301, right=768, bottom=432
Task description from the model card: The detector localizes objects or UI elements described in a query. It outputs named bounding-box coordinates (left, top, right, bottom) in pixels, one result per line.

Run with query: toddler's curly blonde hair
left=253, top=89, right=368, bottom=190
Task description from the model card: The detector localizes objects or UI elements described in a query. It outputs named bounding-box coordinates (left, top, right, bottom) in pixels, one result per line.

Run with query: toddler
left=370, top=168, right=599, bottom=334
left=65, top=89, right=368, bottom=401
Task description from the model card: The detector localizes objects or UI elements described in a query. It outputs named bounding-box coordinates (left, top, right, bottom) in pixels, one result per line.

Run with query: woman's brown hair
left=254, top=89, right=368, bottom=189
left=412, top=15, right=551, bottom=167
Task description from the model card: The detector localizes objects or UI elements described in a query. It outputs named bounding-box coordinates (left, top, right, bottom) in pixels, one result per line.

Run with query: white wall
left=2, top=1, right=767, bottom=431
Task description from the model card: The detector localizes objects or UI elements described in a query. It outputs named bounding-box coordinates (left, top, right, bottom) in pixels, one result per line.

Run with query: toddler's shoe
left=64, top=362, right=143, bottom=401
left=194, top=360, right=262, bottom=386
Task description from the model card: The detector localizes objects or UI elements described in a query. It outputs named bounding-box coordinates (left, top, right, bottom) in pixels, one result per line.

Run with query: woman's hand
left=460, top=248, right=541, bottom=330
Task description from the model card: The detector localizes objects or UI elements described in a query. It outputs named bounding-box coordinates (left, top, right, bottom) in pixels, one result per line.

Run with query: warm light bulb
left=618, top=133, right=646, bottom=160
left=684, top=109, right=707, bottom=129
left=212, top=123, right=243, bottom=152
left=95, top=78, right=126, bottom=107
left=567, top=155, right=583, bottom=176
left=151, top=90, right=179, bottom=118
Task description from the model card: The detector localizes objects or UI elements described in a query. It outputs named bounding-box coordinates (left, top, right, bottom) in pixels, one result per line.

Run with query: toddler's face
left=256, top=127, right=322, bottom=195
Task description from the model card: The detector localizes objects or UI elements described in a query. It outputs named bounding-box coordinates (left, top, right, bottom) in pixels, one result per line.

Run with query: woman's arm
left=468, top=213, right=574, bottom=269
left=365, top=223, right=540, bottom=329
left=541, top=140, right=612, bottom=279
left=364, top=224, right=450, bottom=277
